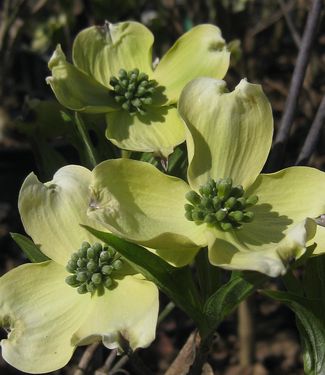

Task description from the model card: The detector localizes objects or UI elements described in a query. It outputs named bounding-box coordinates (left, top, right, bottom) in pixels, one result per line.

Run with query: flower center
left=65, top=241, right=123, bottom=294
left=184, top=178, right=258, bottom=231
left=110, top=68, right=157, bottom=115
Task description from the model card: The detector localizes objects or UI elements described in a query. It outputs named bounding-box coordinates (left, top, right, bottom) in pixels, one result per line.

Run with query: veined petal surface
left=18, top=165, right=104, bottom=265
left=207, top=218, right=316, bottom=277
left=89, top=159, right=207, bottom=265
left=73, top=22, right=154, bottom=86
left=74, top=275, right=158, bottom=350
left=105, top=106, right=185, bottom=157
left=47, top=45, right=117, bottom=113
left=153, top=25, right=230, bottom=104
left=0, top=262, right=91, bottom=374
left=178, top=78, right=273, bottom=190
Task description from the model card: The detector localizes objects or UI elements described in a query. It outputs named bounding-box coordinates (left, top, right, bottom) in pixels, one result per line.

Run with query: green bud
left=77, top=284, right=88, bottom=294
left=91, top=273, right=102, bottom=285
left=147, top=87, right=155, bottom=94
left=81, top=241, right=91, bottom=250
left=131, top=98, right=142, bottom=107
left=212, top=196, right=221, bottom=210
left=184, top=203, right=193, bottom=212
left=100, top=251, right=110, bottom=262
left=71, top=253, right=79, bottom=262
left=204, top=213, right=216, bottom=224
left=138, top=108, right=146, bottom=116
left=118, top=69, right=127, bottom=78
left=78, top=247, right=87, bottom=258
left=142, top=97, right=153, bottom=105
left=185, top=211, right=193, bottom=221
left=236, top=197, right=246, bottom=209
left=92, top=243, right=102, bottom=254
left=109, top=77, right=119, bottom=86
left=228, top=211, right=243, bottom=222
left=220, top=222, right=233, bottom=231
left=77, top=258, right=87, bottom=268
left=125, top=91, right=132, bottom=99
left=65, top=275, right=78, bottom=286
left=87, top=282, right=96, bottom=293
left=243, top=211, right=254, bottom=222
left=130, top=68, right=139, bottom=77
left=216, top=209, right=227, bottom=221
left=66, top=260, right=77, bottom=273
left=217, top=178, right=233, bottom=200
left=192, top=210, right=205, bottom=222
left=185, top=191, right=201, bottom=205
left=138, top=72, right=148, bottom=81
left=122, top=102, right=130, bottom=111
left=137, top=86, right=146, bottom=96
left=120, top=79, right=128, bottom=88
left=102, top=265, right=113, bottom=275
left=231, top=185, right=244, bottom=198
left=200, top=196, right=210, bottom=208
left=115, top=95, right=124, bottom=103
left=115, top=84, right=123, bottom=94
left=113, top=259, right=123, bottom=270
left=87, top=260, right=97, bottom=272
left=246, top=195, right=258, bottom=207
left=76, top=271, right=88, bottom=283
left=106, top=246, right=116, bottom=258
left=87, top=247, right=95, bottom=259
left=104, top=277, right=113, bottom=289
left=224, top=197, right=237, bottom=210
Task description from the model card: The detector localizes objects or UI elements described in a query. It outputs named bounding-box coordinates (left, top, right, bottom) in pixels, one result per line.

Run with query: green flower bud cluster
left=184, top=177, right=258, bottom=231
left=110, top=68, right=157, bottom=115
left=65, top=241, right=123, bottom=294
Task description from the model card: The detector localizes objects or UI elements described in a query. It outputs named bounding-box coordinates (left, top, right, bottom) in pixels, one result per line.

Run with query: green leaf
left=263, top=290, right=325, bottom=375
left=82, top=226, right=205, bottom=326
left=203, top=271, right=266, bottom=338
left=11, top=233, right=50, bottom=263
left=195, top=249, right=223, bottom=302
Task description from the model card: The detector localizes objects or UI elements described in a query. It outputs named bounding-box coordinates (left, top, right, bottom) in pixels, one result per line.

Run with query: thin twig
left=110, top=355, right=129, bottom=373
left=164, top=332, right=197, bottom=375
left=95, top=349, right=118, bottom=375
left=267, top=0, right=323, bottom=171
left=278, top=0, right=301, bottom=48
left=238, top=299, right=255, bottom=367
left=158, top=301, right=175, bottom=324
left=74, top=343, right=100, bottom=375
left=248, top=0, right=296, bottom=37
left=296, top=95, right=325, bottom=165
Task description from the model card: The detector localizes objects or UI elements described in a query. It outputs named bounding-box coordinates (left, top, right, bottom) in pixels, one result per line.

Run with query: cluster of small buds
left=65, top=241, right=123, bottom=294
left=185, top=177, right=258, bottom=231
left=109, top=68, right=157, bottom=115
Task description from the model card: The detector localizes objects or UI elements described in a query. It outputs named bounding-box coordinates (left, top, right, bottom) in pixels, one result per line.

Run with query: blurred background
left=0, top=0, right=324, bottom=374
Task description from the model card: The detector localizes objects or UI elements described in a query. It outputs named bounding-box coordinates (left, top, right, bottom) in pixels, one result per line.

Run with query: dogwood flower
left=0, top=165, right=158, bottom=373
left=88, top=78, right=325, bottom=276
left=47, top=21, right=230, bottom=157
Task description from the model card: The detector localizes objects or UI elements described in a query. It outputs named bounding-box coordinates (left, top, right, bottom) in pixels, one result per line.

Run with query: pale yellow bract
left=47, top=21, right=230, bottom=157
left=0, top=165, right=159, bottom=374
left=88, top=78, right=325, bottom=276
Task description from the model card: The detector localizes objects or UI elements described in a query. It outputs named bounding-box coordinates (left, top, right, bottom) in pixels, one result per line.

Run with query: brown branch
left=95, top=349, right=118, bottom=375
left=164, top=332, right=197, bottom=375
left=296, top=95, right=325, bottom=165
left=238, top=299, right=255, bottom=367
left=278, top=0, right=301, bottom=48
left=266, top=0, right=323, bottom=172
left=74, top=343, right=100, bottom=375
